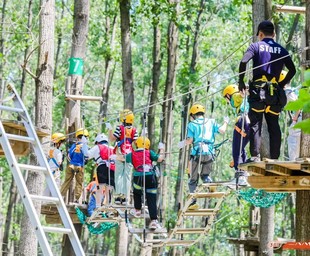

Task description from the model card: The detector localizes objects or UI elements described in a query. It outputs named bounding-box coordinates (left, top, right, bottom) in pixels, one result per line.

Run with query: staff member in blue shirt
left=239, top=20, right=296, bottom=162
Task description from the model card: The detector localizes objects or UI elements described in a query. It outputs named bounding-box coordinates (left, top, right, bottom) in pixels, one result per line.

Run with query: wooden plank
left=184, top=209, right=214, bottom=216
left=175, top=228, right=205, bottom=234
left=65, top=94, right=102, bottom=101
left=248, top=176, right=310, bottom=191
left=128, top=227, right=167, bottom=234
left=274, top=4, right=305, bottom=14
left=265, top=164, right=292, bottom=176
left=191, top=192, right=226, bottom=199
left=248, top=166, right=266, bottom=176
left=165, top=240, right=195, bottom=246
left=301, top=164, right=310, bottom=174
left=238, top=162, right=266, bottom=172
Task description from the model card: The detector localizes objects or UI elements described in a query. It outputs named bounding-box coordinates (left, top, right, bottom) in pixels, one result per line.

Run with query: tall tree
left=0, top=0, right=7, bottom=99
left=296, top=1, right=310, bottom=254
left=252, top=1, right=274, bottom=255
left=63, top=0, right=89, bottom=255
left=19, top=0, right=55, bottom=254
left=119, top=0, right=134, bottom=110
left=161, top=0, right=180, bottom=227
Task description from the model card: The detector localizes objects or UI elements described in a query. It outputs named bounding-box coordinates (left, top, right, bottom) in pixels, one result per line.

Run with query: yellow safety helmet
left=279, top=70, right=287, bottom=83
left=189, top=104, right=205, bottom=115
left=51, top=133, right=66, bottom=143
left=120, top=109, right=134, bottom=124
left=75, top=128, right=89, bottom=137
left=136, top=136, right=151, bottom=150
left=222, top=84, right=238, bottom=97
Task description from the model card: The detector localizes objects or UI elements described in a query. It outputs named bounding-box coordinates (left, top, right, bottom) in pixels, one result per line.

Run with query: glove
left=178, top=140, right=186, bottom=149
left=224, top=116, right=230, bottom=124
left=109, top=154, right=117, bottom=160
left=238, top=80, right=246, bottom=92
left=105, top=122, right=112, bottom=130
left=158, top=142, right=165, bottom=150
left=81, top=136, right=88, bottom=144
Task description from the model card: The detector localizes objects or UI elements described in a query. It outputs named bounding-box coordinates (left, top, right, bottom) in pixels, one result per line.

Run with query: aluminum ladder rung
left=29, top=194, right=60, bottom=204
left=0, top=105, right=24, bottom=113
left=18, top=163, right=48, bottom=172
left=42, top=226, right=72, bottom=234
left=175, top=228, right=205, bottom=234
left=6, top=133, right=35, bottom=143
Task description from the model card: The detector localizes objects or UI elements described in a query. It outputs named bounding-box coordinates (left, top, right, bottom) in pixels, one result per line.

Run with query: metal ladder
left=0, top=84, right=85, bottom=256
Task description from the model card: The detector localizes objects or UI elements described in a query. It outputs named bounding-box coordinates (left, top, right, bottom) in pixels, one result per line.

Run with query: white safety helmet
left=95, top=133, right=108, bottom=144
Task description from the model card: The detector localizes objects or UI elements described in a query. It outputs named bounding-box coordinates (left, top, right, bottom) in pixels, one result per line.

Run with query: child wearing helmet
left=60, top=128, right=89, bottom=203
left=123, top=136, right=165, bottom=230
left=179, top=103, right=228, bottom=210
left=44, top=133, right=66, bottom=196
left=88, top=133, right=115, bottom=207
left=222, top=84, right=250, bottom=187
left=106, top=109, right=138, bottom=204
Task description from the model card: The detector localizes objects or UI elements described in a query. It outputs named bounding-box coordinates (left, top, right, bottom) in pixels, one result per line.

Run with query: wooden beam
left=274, top=4, right=305, bottom=14
left=248, top=176, right=310, bottom=191
left=248, top=166, right=266, bottom=176
left=191, top=192, right=226, bottom=199
left=184, top=209, right=214, bottom=216
left=128, top=227, right=167, bottom=234
left=65, top=94, right=103, bottom=101
left=265, top=164, right=292, bottom=176
left=175, top=228, right=205, bottom=234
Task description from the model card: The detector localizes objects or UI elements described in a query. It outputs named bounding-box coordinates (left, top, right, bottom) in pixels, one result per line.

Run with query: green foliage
left=285, top=69, right=310, bottom=133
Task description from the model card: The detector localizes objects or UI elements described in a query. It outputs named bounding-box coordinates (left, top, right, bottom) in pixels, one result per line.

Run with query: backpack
left=117, top=125, right=136, bottom=154
left=97, top=144, right=115, bottom=171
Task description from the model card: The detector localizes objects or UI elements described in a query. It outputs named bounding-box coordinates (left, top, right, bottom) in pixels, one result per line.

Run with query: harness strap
left=265, top=106, right=280, bottom=115
left=254, top=75, right=278, bottom=84
left=234, top=125, right=247, bottom=138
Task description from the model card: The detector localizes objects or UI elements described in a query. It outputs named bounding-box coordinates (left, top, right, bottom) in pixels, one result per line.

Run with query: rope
left=237, top=188, right=287, bottom=208
left=75, top=207, right=118, bottom=234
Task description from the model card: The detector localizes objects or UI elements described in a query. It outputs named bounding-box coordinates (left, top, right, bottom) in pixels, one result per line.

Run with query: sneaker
left=130, top=209, right=141, bottom=218
left=246, top=156, right=260, bottom=163
left=202, top=175, right=213, bottom=183
left=188, top=201, right=199, bottom=210
left=149, top=220, right=162, bottom=230
left=115, top=197, right=121, bottom=204
left=121, top=198, right=126, bottom=204
left=238, top=176, right=250, bottom=187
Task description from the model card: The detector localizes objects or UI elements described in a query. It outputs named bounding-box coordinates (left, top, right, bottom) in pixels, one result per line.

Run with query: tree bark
left=161, top=0, right=179, bottom=229
left=19, top=0, right=55, bottom=254
left=100, top=12, right=117, bottom=129
left=115, top=220, right=129, bottom=256
left=2, top=179, right=18, bottom=255
left=119, top=0, right=134, bottom=110
left=296, top=113, right=310, bottom=256
left=148, top=23, right=162, bottom=144
left=54, top=0, right=65, bottom=79
left=20, top=0, right=33, bottom=99
left=0, top=0, right=7, bottom=100
left=259, top=206, right=274, bottom=256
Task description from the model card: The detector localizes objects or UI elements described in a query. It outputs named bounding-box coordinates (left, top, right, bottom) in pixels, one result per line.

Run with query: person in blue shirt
left=179, top=103, right=228, bottom=210
left=223, top=84, right=250, bottom=186
left=239, top=20, right=296, bottom=162
left=60, top=128, right=89, bottom=203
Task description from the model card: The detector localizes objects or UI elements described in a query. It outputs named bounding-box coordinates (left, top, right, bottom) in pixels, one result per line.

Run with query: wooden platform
left=0, top=120, right=49, bottom=157
left=238, top=159, right=310, bottom=192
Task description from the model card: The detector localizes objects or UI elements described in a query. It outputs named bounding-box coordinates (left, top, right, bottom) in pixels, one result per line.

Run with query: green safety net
left=237, top=188, right=287, bottom=208
left=75, top=207, right=118, bottom=235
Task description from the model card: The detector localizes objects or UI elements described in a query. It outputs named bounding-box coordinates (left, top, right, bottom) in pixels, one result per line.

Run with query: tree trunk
left=19, top=0, right=55, bottom=254
left=161, top=0, right=179, bottom=229
left=54, top=0, right=65, bottom=79
left=20, top=0, right=33, bottom=99
left=115, top=220, right=129, bottom=256
left=259, top=206, right=274, bottom=256
left=119, top=0, right=134, bottom=110
left=0, top=0, right=7, bottom=100
left=296, top=113, right=310, bottom=256
left=100, top=13, right=117, bottom=129
left=2, top=179, right=18, bottom=255
left=65, top=0, right=90, bottom=142
left=148, top=24, right=162, bottom=144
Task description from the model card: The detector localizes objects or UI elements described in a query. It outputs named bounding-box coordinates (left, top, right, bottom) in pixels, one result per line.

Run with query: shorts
left=97, top=164, right=115, bottom=187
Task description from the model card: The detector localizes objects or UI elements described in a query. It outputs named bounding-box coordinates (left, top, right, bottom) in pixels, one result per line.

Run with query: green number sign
left=68, top=57, right=84, bottom=75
